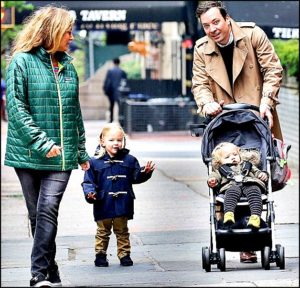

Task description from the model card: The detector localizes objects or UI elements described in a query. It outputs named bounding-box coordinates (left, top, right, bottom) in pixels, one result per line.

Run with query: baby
left=207, top=142, right=268, bottom=229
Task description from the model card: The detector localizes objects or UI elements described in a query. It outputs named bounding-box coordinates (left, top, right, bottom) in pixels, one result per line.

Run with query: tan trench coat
left=192, top=19, right=283, bottom=140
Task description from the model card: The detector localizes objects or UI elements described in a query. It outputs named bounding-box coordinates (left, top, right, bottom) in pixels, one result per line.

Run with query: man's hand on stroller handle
left=259, top=103, right=273, bottom=129
left=203, top=100, right=225, bottom=117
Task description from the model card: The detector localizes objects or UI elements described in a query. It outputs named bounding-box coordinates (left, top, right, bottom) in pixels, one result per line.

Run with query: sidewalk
left=1, top=120, right=299, bottom=287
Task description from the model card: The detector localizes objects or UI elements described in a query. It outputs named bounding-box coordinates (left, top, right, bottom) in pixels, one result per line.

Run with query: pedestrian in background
left=82, top=123, right=155, bottom=267
left=192, top=0, right=283, bottom=263
left=4, top=6, right=90, bottom=287
left=103, top=58, right=127, bottom=123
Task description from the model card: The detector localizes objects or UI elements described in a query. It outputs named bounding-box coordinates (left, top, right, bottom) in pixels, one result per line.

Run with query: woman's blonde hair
left=11, top=6, right=75, bottom=57
left=95, top=123, right=127, bottom=159
left=211, top=142, right=240, bottom=170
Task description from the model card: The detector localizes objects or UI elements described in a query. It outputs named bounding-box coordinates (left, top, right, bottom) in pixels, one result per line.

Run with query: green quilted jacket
left=4, top=47, right=90, bottom=171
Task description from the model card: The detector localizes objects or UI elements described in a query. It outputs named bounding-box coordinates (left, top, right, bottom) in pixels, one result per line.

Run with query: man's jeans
left=15, top=168, right=71, bottom=277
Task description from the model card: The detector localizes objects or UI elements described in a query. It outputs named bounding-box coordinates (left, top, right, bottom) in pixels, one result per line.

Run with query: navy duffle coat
left=82, top=149, right=152, bottom=221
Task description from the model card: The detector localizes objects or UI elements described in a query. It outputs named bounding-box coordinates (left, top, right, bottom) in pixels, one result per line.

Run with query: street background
left=1, top=118, right=299, bottom=287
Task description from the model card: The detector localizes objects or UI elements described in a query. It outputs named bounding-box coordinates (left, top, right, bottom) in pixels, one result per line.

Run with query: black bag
left=271, top=138, right=291, bottom=191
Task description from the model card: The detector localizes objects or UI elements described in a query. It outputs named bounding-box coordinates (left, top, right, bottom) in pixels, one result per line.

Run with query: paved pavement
left=1, top=120, right=299, bottom=287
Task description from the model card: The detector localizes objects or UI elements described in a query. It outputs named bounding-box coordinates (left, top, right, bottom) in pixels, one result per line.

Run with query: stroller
left=190, top=103, right=285, bottom=272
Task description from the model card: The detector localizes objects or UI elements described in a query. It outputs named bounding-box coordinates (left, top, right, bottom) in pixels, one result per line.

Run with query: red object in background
left=182, top=39, right=193, bottom=49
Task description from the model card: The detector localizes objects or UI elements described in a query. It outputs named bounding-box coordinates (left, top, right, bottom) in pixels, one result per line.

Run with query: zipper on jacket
left=51, top=56, right=65, bottom=170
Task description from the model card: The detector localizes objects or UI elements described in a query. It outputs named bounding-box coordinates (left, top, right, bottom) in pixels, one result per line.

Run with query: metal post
left=88, top=31, right=94, bottom=78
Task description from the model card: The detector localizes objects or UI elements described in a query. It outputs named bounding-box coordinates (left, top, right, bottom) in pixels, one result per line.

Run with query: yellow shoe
left=224, top=212, right=235, bottom=224
left=247, top=215, right=260, bottom=229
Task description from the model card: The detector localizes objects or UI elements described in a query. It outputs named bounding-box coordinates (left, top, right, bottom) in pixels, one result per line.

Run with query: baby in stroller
left=207, top=142, right=268, bottom=230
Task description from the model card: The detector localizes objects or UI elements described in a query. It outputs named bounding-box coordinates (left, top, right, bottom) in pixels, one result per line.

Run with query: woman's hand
left=46, top=145, right=62, bottom=158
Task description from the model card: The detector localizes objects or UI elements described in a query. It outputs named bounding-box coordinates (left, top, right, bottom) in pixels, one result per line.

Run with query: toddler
left=82, top=123, right=155, bottom=267
left=207, top=142, right=268, bottom=229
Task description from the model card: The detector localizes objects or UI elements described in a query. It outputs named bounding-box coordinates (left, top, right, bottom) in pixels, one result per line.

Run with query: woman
left=4, top=6, right=90, bottom=287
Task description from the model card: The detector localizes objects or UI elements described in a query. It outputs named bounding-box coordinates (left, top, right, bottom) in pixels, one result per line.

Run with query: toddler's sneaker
left=94, top=253, right=109, bottom=267
left=120, top=255, right=133, bottom=266
left=247, top=215, right=260, bottom=229
left=223, top=211, right=235, bottom=230
left=224, top=211, right=235, bottom=224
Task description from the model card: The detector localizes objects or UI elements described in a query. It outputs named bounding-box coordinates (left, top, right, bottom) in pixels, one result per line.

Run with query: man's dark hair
left=113, top=58, right=120, bottom=65
left=196, top=1, right=228, bottom=20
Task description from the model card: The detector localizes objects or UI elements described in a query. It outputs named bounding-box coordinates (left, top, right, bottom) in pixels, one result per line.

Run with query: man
left=192, top=1, right=283, bottom=263
left=103, top=58, right=127, bottom=123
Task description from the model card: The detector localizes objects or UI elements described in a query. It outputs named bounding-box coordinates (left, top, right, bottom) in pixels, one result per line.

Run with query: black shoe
left=47, top=264, right=62, bottom=287
left=120, top=255, right=133, bottom=266
left=95, top=253, right=109, bottom=267
left=30, top=274, right=52, bottom=287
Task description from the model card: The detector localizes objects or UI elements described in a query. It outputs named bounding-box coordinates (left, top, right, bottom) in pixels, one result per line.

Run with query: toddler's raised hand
left=142, top=161, right=155, bottom=174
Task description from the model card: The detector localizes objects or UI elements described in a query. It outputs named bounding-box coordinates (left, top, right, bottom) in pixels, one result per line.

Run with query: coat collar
left=102, top=148, right=130, bottom=161
left=203, top=19, right=249, bottom=97
left=35, top=47, right=73, bottom=67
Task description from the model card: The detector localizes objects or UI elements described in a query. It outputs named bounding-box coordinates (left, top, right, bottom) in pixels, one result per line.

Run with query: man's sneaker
left=247, top=214, right=260, bottom=229
left=47, top=265, right=62, bottom=287
left=30, top=274, right=52, bottom=287
left=94, top=253, right=109, bottom=267
left=120, top=255, right=133, bottom=266
left=240, top=251, right=258, bottom=263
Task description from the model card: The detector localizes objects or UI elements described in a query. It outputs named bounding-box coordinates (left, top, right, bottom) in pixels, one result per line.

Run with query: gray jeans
left=15, top=168, right=71, bottom=278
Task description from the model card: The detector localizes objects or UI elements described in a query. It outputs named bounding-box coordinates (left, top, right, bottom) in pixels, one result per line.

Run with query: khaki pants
left=95, top=216, right=130, bottom=259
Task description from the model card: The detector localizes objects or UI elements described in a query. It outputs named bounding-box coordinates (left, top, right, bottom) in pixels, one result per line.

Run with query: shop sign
left=272, top=27, right=299, bottom=39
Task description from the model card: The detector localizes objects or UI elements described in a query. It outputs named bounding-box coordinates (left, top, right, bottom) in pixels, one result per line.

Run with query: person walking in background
left=4, top=6, right=90, bottom=287
left=192, top=0, right=283, bottom=263
left=207, top=142, right=268, bottom=230
left=103, top=58, right=127, bottom=123
left=82, top=123, right=155, bottom=267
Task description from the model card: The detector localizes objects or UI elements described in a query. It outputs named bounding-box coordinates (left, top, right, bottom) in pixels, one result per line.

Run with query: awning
left=224, top=1, right=299, bottom=28
left=20, top=1, right=188, bottom=28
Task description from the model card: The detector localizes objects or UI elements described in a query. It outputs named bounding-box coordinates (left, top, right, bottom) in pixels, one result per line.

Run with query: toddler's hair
left=95, top=123, right=127, bottom=158
left=211, top=142, right=239, bottom=170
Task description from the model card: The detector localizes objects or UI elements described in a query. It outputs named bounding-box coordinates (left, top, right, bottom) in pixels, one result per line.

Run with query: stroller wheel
left=217, top=248, right=226, bottom=272
left=263, top=246, right=271, bottom=270
left=276, top=244, right=285, bottom=269
left=202, top=246, right=211, bottom=272
left=260, top=249, right=264, bottom=267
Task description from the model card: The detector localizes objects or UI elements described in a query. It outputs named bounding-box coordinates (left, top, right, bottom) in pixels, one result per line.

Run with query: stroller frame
left=190, top=103, right=285, bottom=272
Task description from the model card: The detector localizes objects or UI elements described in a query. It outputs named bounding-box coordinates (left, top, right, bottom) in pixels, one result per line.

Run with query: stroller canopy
left=201, top=109, right=274, bottom=169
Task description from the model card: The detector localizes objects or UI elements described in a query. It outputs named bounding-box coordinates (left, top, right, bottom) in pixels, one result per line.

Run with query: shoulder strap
left=241, top=161, right=252, bottom=176
left=219, top=164, right=235, bottom=179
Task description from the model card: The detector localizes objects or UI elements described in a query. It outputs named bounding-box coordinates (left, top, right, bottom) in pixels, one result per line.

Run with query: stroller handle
left=222, top=103, right=260, bottom=112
